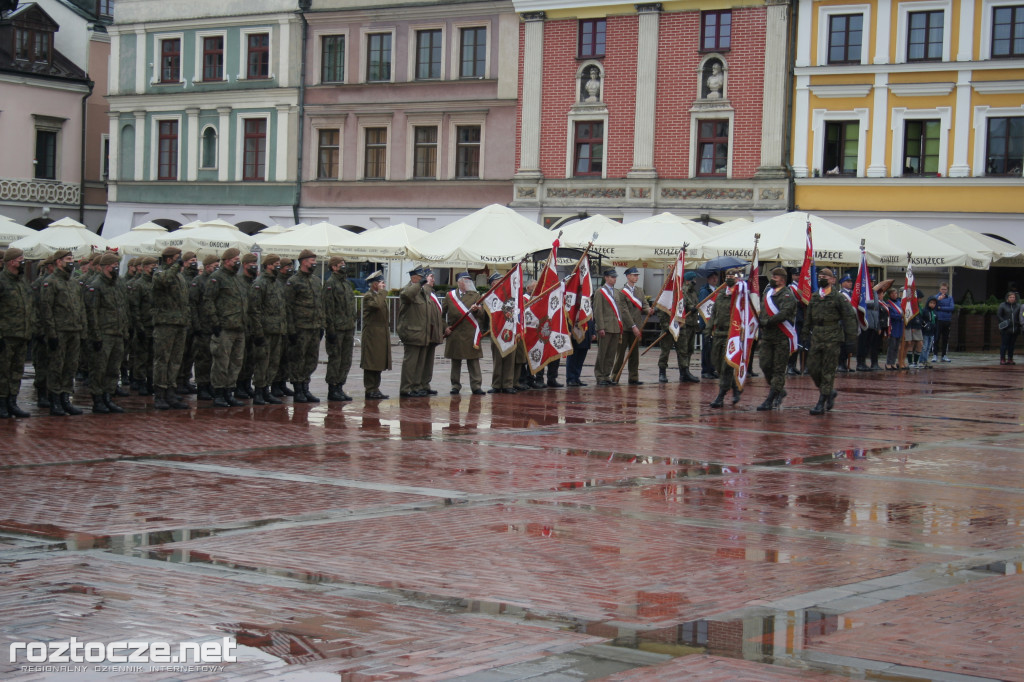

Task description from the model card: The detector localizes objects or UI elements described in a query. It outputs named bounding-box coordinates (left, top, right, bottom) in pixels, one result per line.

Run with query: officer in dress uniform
left=442, top=272, right=486, bottom=395
left=658, top=269, right=702, bottom=384
left=613, top=266, right=649, bottom=384
left=360, top=270, right=391, bottom=400
left=593, top=268, right=625, bottom=385
left=397, top=265, right=442, bottom=397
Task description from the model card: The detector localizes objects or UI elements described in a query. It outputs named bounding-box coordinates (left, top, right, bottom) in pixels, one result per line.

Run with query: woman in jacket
left=997, top=291, right=1021, bottom=365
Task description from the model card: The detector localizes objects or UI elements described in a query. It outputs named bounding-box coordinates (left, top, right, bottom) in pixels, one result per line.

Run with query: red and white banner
left=850, top=247, right=874, bottom=330
left=902, top=263, right=919, bottom=324
left=446, top=289, right=482, bottom=348
left=764, top=286, right=798, bottom=354
left=725, top=280, right=759, bottom=389
left=564, top=256, right=593, bottom=343
left=795, top=220, right=815, bottom=305
left=523, top=240, right=572, bottom=372
left=482, top=264, right=524, bottom=357
left=655, top=250, right=686, bottom=340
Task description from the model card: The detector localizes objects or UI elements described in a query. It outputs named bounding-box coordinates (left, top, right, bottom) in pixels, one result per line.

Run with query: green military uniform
left=176, top=257, right=199, bottom=392
left=30, top=260, right=53, bottom=405
left=190, top=259, right=216, bottom=399
left=360, top=280, right=391, bottom=398
left=235, top=258, right=259, bottom=397
left=284, top=264, right=325, bottom=398
left=151, top=259, right=189, bottom=398
left=250, top=264, right=286, bottom=404
left=84, top=262, right=130, bottom=413
left=613, top=278, right=648, bottom=384
left=397, top=270, right=442, bottom=396
left=39, top=261, right=87, bottom=414
left=805, top=282, right=858, bottom=413
left=0, top=257, right=36, bottom=417
left=758, top=279, right=798, bottom=407
left=129, top=268, right=154, bottom=393
left=272, top=260, right=295, bottom=396
left=658, top=279, right=700, bottom=382
left=593, top=279, right=624, bottom=385
left=441, top=284, right=485, bottom=394
left=323, top=267, right=356, bottom=400
left=203, top=261, right=249, bottom=402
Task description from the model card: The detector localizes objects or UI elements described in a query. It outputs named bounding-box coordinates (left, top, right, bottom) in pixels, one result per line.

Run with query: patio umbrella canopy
left=556, top=214, right=622, bottom=250
left=153, top=219, right=256, bottom=257
left=338, top=223, right=429, bottom=260
left=253, top=224, right=301, bottom=245
left=0, top=215, right=34, bottom=247
left=8, top=217, right=110, bottom=259
left=407, top=204, right=552, bottom=267
left=929, top=224, right=1022, bottom=268
left=103, top=222, right=169, bottom=257
left=592, top=212, right=712, bottom=264
left=255, top=221, right=361, bottom=259
left=852, top=219, right=980, bottom=269
left=701, top=212, right=861, bottom=266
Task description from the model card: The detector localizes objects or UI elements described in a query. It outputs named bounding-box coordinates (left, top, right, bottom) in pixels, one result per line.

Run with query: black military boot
left=303, top=382, right=320, bottom=403
left=225, top=387, right=244, bottom=407
left=166, top=388, right=189, bottom=410
left=120, top=368, right=130, bottom=386
left=280, top=381, right=295, bottom=397
left=103, top=393, right=125, bottom=414
left=658, top=368, right=668, bottom=383
left=234, top=381, right=249, bottom=400
left=292, top=382, right=308, bottom=403
left=825, top=390, right=838, bottom=411
left=7, top=395, right=30, bottom=418
left=36, top=389, right=50, bottom=409
left=92, top=394, right=110, bottom=414
left=197, top=384, right=213, bottom=400
left=731, top=386, right=742, bottom=405
left=773, top=389, right=787, bottom=409
left=682, top=368, right=701, bottom=383
left=0, top=399, right=9, bottom=419
left=114, top=384, right=129, bottom=397
left=757, top=389, right=778, bottom=411
left=337, top=385, right=353, bottom=401
left=809, top=395, right=828, bottom=415
left=212, top=388, right=231, bottom=408
left=49, top=392, right=66, bottom=417
left=252, top=387, right=266, bottom=405
left=261, top=386, right=282, bottom=405
left=270, top=381, right=284, bottom=398
left=326, top=384, right=340, bottom=402
left=153, top=387, right=170, bottom=410
left=61, top=393, right=83, bottom=415
left=710, top=388, right=728, bottom=408
left=140, top=378, right=153, bottom=396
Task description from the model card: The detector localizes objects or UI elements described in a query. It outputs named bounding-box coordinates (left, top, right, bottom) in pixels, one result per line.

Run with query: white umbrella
left=104, top=222, right=168, bottom=257
left=593, top=212, right=712, bottom=264
left=0, top=215, right=34, bottom=247
left=9, top=217, right=110, bottom=259
left=336, top=222, right=428, bottom=260
left=702, top=212, right=861, bottom=265
left=929, top=224, right=1021, bottom=268
left=408, top=204, right=552, bottom=267
left=557, top=214, right=621, bottom=250
left=852, top=219, right=979, bottom=268
left=153, top=219, right=256, bottom=257
left=256, top=221, right=361, bottom=259
left=254, top=223, right=302, bottom=245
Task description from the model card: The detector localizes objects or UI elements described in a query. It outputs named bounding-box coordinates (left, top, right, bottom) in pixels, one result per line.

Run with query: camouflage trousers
left=289, top=329, right=321, bottom=383
left=252, top=333, right=283, bottom=388
left=808, top=336, right=842, bottom=397
left=712, top=333, right=736, bottom=391
left=32, top=337, right=49, bottom=393
left=325, top=328, right=355, bottom=386
left=47, top=333, right=81, bottom=395
left=193, top=333, right=212, bottom=386
left=152, top=324, right=186, bottom=389
left=758, top=332, right=793, bottom=393
left=0, top=337, right=28, bottom=398
left=210, top=329, right=245, bottom=390
left=659, top=325, right=696, bottom=370
left=90, top=335, right=126, bottom=396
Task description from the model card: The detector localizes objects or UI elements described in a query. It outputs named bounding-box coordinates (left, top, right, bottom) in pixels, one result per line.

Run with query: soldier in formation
left=0, top=248, right=34, bottom=418
left=323, top=256, right=356, bottom=401
left=397, top=265, right=442, bottom=398
left=360, top=270, right=391, bottom=400
left=805, top=267, right=858, bottom=415
left=442, top=272, right=486, bottom=395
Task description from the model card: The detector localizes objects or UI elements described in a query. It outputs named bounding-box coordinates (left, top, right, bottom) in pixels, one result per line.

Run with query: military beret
left=202, top=254, right=219, bottom=267
left=279, top=257, right=293, bottom=267
left=684, top=270, right=698, bottom=281
left=53, top=249, right=72, bottom=260
left=602, top=268, right=618, bottom=278
left=141, top=256, right=158, bottom=266
left=262, top=253, right=280, bottom=267
left=161, top=246, right=182, bottom=259
left=3, top=247, right=23, bottom=262
left=181, top=251, right=196, bottom=262
left=487, top=272, right=502, bottom=284
left=818, top=267, right=835, bottom=279
left=41, top=254, right=55, bottom=266
left=366, top=270, right=384, bottom=283
left=127, top=257, right=138, bottom=267
left=89, top=252, right=103, bottom=264
left=98, top=252, right=120, bottom=267
left=623, top=266, right=640, bottom=275
left=221, top=247, right=240, bottom=261
left=771, top=267, right=788, bottom=277
left=456, top=271, right=471, bottom=280
left=240, top=252, right=258, bottom=264
left=725, top=267, right=743, bottom=277
left=329, top=256, right=346, bottom=269
left=297, top=249, right=316, bottom=261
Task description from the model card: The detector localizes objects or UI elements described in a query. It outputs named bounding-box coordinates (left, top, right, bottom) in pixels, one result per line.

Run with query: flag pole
left=897, top=251, right=912, bottom=369
left=641, top=280, right=726, bottom=356
left=531, top=234, right=593, bottom=307
left=442, top=255, right=528, bottom=339
left=615, top=245, right=687, bottom=381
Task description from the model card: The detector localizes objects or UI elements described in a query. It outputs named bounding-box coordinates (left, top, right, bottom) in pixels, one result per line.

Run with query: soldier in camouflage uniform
left=38, top=250, right=85, bottom=415
left=442, top=272, right=486, bottom=395
left=0, top=248, right=35, bottom=418
left=175, top=251, right=199, bottom=395
left=129, top=257, right=156, bottom=395
left=323, top=256, right=356, bottom=401
left=285, top=249, right=325, bottom=403
left=360, top=270, right=391, bottom=400
left=30, top=254, right=56, bottom=407
left=84, top=252, right=130, bottom=414
left=191, top=254, right=219, bottom=400
left=250, top=253, right=286, bottom=405
left=709, top=268, right=740, bottom=408
left=234, top=252, right=259, bottom=399
left=805, top=267, right=858, bottom=415
left=271, top=257, right=296, bottom=398
left=203, top=248, right=249, bottom=407
left=658, top=270, right=701, bottom=384
left=150, top=246, right=190, bottom=410
left=757, top=267, right=798, bottom=411
left=119, top=257, right=139, bottom=392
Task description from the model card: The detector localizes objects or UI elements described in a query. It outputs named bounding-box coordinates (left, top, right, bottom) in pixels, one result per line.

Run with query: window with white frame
left=242, top=118, right=267, bottom=181
left=890, top=107, right=951, bottom=177
left=696, top=120, right=729, bottom=176
left=366, top=32, right=392, bottom=82
left=992, top=4, right=1024, bottom=57
left=455, top=124, right=481, bottom=178
left=459, top=27, right=487, bottom=78
left=985, top=116, right=1024, bottom=175
left=321, top=35, right=345, bottom=83
left=817, top=5, right=870, bottom=65
left=151, top=33, right=184, bottom=84
left=157, top=119, right=179, bottom=180
left=895, top=1, right=951, bottom=63
left=415, top=29, right=442, bottom=80
left=413, top=126, right=438, bottom=178
left=573, top=121, right=604, bottom=176
left=317, top=128, right=340, bottom=179
left=823, top=121, right=859, bottom=175
left=200, top=34, right=225, bottom=81
left=364, top=127, right=388, bottom=179
left=34, top=129, right=58, bottom=180
left=247, top=33, right=270, bottom=79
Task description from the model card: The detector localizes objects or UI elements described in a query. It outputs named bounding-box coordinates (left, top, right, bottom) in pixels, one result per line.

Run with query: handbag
left=999, top=319, right=1010, bottom=331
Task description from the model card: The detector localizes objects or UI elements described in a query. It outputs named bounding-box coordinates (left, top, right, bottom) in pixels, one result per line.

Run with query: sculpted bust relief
left=706, top=62, right=724, bottom=99
left=583, top=66, right=602, bottom=103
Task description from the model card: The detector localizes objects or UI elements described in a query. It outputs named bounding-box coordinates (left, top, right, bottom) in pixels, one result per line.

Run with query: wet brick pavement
left=1, top=349, right=1022, bottom=680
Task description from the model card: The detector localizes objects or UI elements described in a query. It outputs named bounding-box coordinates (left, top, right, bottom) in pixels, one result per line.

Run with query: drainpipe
left=784, top=0, right=798, bottom=212
left=293, top=0, right=311, bottom=225
left=80, top=79, right=95, bottom=226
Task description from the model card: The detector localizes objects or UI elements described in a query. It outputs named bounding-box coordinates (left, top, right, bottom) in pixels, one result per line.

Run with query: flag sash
left=447, top=289, right=481, bottom=348
left=622, top=287, right=643, bottom=310
left=764, top=287, right=798, bottom=354
left=725, top=280, right=758, bottom=388
left=600, top=286, right=623, bottom=331
left=564, top=256, right=593, bottom=343
left=430, top=291, right=442, bottom=312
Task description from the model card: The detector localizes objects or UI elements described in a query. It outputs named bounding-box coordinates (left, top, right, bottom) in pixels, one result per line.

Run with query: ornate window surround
left=816, top=4, right=871, bottom=66
left=890, top=106, right=951, bottom=176
left=810, top=108, right=870, bottom=176
left=894, top=0, right=951, bottom=64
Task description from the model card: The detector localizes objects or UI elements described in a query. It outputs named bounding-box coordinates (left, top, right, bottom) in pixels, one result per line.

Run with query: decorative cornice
left=889, top=82, right=955, bottom=97
left=809, top=83, right=873, bottom=98
left=0, top=178, right=80, bottom=206
left=520, top=11, right=546, bottom=21
left=971, top=79, right=1024, bottom=94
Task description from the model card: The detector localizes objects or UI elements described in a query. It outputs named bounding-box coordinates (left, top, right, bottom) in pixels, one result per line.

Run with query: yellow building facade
left=791, top=0, right=1024, bottom=244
